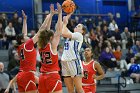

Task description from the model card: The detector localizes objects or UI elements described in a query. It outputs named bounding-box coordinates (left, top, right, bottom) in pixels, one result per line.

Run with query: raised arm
left=51, top=3, right=62, bottom=54
left=39, top=4, right=56, bottom=31
left=22, top=10, right=27, bottom=37
left=62, top=13, right=73, bottom=38
left=46, top=4, right=56, bottom=30
left=32, top=14, right=51, bottom=44
left=38, top=14, right=51, bottom=32
left=32, top=4, right=56, bottom=44
left=55, top=3, right=62, bottom=34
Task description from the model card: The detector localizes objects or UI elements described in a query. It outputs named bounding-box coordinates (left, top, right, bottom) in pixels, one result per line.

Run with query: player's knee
left=67, top=90, right=75, bottom=93
left=67, top=87, right=75, bottom=93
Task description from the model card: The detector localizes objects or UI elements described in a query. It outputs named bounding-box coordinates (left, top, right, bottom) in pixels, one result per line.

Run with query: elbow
left=99, top=72, right=105, bottom=80
left=61, top=31, right=66, bottom=37
left=102, top=73, right=105, bottom=79
left=61, top=32, right=70, bottom=38
left=101, top=71, right=105, bottom=79
left=61, top=32, right=65, bottom=37
left=98, top=74, right=105, bottom=80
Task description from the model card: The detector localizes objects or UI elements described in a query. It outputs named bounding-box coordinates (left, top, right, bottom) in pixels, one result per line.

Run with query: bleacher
left=61, top=70, right=140, bottom=93
left=96, top=71, right=140, bottom=93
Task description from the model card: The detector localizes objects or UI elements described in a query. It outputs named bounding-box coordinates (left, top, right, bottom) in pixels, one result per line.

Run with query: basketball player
left=82, top=46, right=104, bottom=93
left=37, top=3, right=63, bottom=93
left=5, top=8, right=53, bottom=93
left=61, top=14, right=86, bottom=93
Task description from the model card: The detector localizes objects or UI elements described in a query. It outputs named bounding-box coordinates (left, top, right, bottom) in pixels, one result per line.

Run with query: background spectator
left=5, top=22, right=16, bottom=45
left=0, top=62, right=10, bottom=93
left=99, top=46, right=117, bottom=71
left=127, top=58, right=140, bottom=83
left=131, top=40, right=140, bottom=55
left=121, top=27, right=131, bottom=49
left=108, top=20, right=118, bottom=35
left=0, top=13, right=8, bottom=29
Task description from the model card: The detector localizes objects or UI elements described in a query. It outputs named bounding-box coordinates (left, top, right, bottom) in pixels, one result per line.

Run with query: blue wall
left=0, top=0, right=129, bottom=29
left=0, top=0, right=34, bottom=29
left=101, top=0, right=128, bottom=27
left=42, top=0, right=97, bottom=13
left=42, top=0, right=128, bottom=28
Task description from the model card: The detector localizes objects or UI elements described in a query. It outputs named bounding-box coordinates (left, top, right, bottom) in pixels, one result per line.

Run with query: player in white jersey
left=61, top=14, right=86, bottom=93
left=61, top=32, right=83, bottom=61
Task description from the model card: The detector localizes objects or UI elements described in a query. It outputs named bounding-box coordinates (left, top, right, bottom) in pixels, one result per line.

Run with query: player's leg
left=64, top=77, right=75, bottom=93
left=72, top=59, right=84, bottom=93
left=73, top=76, right=84, bottom=93
left=61, top=61, right=75, bottom=93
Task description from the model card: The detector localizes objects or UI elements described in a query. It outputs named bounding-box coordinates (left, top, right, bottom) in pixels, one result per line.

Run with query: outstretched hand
left=57, top=2, right=62, bottom=14
left=50, top=4, right=57, bottom=15
left=22, top=10, right=27, bottom=20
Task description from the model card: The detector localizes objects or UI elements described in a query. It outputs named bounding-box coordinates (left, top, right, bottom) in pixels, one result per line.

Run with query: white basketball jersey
left=61, top=32, right=83, bottom=61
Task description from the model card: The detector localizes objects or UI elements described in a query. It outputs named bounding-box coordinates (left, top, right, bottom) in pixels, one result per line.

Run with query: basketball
left=62, top=0, right=76, bottom=14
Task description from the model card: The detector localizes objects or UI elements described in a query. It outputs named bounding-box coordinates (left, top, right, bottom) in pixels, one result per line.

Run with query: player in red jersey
left=37, top=3, right=63, bottom=93
left=82, top=46, right=105, bottom=93
left=5, top=9, right=52, bottom=93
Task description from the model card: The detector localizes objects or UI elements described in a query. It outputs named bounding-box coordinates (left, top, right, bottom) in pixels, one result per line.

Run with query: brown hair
left=85, top=45, right=93, bottom=58
left=15, top=34, right=24, bottom=48
left=37, top=30, right=54, bottom=49
left=81, top=24, right=86, bottom=35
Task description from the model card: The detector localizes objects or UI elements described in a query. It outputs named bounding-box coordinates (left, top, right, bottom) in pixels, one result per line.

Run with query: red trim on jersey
left=18, top=39, right=37, bottom=71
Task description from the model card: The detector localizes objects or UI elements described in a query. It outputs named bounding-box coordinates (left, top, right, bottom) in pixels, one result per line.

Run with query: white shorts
left=61, top=60, right=83, bottom=77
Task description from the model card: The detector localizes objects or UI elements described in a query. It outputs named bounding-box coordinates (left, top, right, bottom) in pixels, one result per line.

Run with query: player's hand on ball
left=66, top=13, right=72, bottom=19
left=63, top=16, right=68, bottom=25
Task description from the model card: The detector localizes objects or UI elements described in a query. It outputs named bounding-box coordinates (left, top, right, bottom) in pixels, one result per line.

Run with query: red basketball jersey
left=82, top=60, right=96, bottom=84
left=39, top=43, right=60, bottom=72
left=17, top=39, right=36, bottom=71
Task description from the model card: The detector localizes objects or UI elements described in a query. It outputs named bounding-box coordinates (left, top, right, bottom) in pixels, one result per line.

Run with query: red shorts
left=82, top=85, right=96, bottom=93
left=17, top=71, right=37, bottom=92
left=38, top=73, right=62, bottom=93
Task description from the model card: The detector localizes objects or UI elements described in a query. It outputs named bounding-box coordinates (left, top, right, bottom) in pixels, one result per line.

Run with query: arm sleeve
left=25, top=39, right=34, bottom=50
left=71, top=32, right=83, bottom=41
